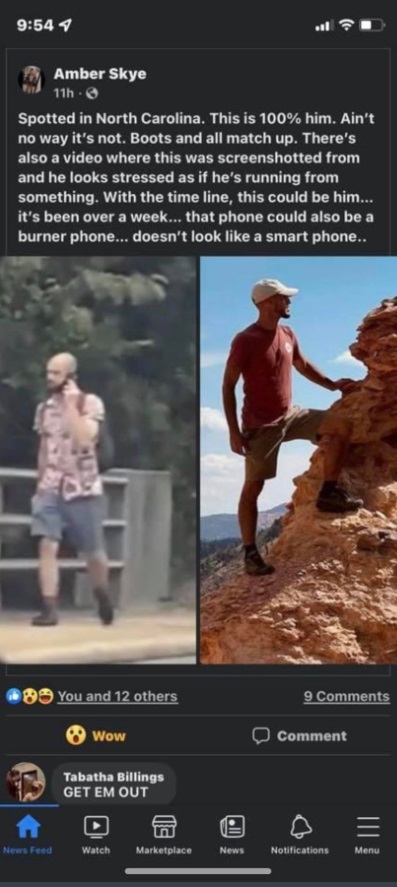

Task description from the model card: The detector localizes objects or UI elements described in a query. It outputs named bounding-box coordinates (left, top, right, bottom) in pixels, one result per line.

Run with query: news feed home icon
left=17, top=815, right=41, bottom=839
left=152, top=814, right=177, bottom=839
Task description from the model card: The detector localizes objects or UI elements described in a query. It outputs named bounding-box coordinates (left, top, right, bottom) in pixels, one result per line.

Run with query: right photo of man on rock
left=200, top=256, right=397, bottom=665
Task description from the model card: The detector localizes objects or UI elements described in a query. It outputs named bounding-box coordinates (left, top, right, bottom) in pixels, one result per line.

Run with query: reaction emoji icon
left=66, top=724, right=87, bottom=746
left=38, top=688, right=54, bottom=705
left=6, top=688, right=22, bottom=705
left=23, top=688, right=38, bottom=705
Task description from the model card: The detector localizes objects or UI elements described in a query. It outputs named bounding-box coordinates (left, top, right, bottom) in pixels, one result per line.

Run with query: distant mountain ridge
left=200, top=504, right=286, bottom=541
left=200, top=517, right=284, bottom=593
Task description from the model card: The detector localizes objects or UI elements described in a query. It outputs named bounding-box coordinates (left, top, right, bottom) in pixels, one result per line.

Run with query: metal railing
left=0, top=467, right=172, bottom=611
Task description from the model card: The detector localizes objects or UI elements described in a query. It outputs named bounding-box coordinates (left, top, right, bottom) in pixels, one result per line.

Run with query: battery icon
left=359, top=18, right=386, bottom=31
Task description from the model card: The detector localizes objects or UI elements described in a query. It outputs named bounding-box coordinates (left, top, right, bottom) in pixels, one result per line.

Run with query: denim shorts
left=31, top=492, right=106, bottom=555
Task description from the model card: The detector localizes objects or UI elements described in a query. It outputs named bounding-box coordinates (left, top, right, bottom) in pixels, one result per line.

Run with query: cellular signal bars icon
left=315, top=20, right=335, bottom=31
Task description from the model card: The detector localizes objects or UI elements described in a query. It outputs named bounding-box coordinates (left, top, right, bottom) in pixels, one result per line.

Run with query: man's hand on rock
left=333, top=378, right=359, bottom=395
left=229, top=430, right=246, bottom=455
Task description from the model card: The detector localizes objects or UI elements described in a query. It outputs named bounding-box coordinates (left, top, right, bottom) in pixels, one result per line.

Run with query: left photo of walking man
left=0, top=256, right=197, bottom=664
left=31, top=350, right=113, bottom=627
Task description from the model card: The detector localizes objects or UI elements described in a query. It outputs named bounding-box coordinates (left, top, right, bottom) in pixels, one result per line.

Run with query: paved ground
left=0, top=607, right=196, bottom=664
left=133, top=656, right=195, bottom=664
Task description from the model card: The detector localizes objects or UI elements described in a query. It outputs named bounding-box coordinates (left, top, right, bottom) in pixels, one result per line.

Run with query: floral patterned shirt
left=34, top=393, right=104, bottom=500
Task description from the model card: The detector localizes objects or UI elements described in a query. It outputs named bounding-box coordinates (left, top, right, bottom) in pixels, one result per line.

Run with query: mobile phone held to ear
left=60, top=372, right=77, bottom=391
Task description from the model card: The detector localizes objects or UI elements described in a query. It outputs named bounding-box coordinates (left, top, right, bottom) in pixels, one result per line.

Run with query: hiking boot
left=31, top=599, right=58, bottom=626
left=316, top=484, right=363, bottom=513
left=93, top=588, right=114, bottom=625
left=244, top=548, right=275, bottom=577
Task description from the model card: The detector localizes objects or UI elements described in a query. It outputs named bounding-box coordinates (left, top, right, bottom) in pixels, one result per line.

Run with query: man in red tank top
left=222, top=279, right=362, bottom=576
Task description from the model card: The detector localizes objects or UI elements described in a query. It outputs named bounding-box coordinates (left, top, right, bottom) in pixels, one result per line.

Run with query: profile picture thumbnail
left=18, top=66, right=45, bottom=94
left=6, top=762, right=46, bottom=802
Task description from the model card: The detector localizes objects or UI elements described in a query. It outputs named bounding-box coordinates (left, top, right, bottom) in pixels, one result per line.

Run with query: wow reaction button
left=65, top=725, right=87, bottom=746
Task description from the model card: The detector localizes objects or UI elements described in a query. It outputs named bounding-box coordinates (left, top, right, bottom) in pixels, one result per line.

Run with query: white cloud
left=330, top=349, right=361, bottom=366
left=200, top=407, right=228, bottom=432
left=200, top=447, right=312, bottom=516
left=200, top=453, right=244, bottom=516
left=201, top=351, right=228, bottom=369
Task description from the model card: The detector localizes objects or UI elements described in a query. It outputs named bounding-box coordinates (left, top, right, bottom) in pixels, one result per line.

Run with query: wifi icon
left=339, top=18, right=355, bottom=30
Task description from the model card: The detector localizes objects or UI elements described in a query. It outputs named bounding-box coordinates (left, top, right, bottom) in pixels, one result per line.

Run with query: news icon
left=220, top=815, right=245, bottom=839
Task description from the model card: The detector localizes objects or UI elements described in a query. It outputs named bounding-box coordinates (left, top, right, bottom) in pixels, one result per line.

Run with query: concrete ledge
left=0, top=609, right=196, bottom=664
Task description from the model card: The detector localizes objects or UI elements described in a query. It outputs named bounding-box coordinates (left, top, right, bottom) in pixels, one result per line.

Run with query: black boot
left=93, top=588, right=114, bottom=625
left=316, top=483, right=363, bottom=513
left=244, top=547, right=275, bottom=577
left=31, top=598, right=59, bottom=626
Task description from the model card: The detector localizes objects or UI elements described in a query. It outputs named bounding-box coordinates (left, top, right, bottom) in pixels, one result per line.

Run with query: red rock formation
left=201, top=297, right=397, bottom=664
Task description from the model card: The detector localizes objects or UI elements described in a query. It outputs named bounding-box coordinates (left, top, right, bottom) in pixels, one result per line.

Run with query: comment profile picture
left=6, top=762, right=46, bottom=802
left=18, top=65, right=45, bottom=94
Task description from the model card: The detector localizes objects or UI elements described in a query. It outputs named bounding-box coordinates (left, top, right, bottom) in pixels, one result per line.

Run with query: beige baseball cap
left=251, top=278, right=299, bottom=304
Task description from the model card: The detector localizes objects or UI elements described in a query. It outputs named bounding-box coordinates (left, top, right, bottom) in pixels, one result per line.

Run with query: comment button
left=252, top=727, right=271, bottom=745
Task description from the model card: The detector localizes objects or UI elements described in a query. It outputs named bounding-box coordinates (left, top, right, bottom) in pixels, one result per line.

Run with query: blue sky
left=201, top=256, right=397, bottom=516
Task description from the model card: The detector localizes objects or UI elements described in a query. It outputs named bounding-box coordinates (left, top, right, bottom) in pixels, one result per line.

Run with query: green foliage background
left=0, top=256, right=196, bottom=581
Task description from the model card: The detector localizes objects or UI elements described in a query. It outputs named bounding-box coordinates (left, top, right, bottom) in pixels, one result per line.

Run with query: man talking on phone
left=30, top=352, right=113, bottom=626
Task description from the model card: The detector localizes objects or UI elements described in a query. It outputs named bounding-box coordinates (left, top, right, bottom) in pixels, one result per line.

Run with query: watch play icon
left=84, top=816, right=109, bottom=838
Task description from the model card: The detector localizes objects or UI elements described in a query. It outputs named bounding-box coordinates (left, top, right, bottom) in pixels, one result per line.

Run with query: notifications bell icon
left=290, top=814, right=313, bottom=840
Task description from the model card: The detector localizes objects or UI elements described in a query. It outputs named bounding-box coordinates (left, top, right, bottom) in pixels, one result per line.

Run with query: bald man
left=30, top=353, right=113, bottom=626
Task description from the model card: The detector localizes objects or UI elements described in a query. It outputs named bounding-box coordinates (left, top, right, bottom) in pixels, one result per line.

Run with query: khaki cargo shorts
left=243, top=405, right=327, bottom=482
